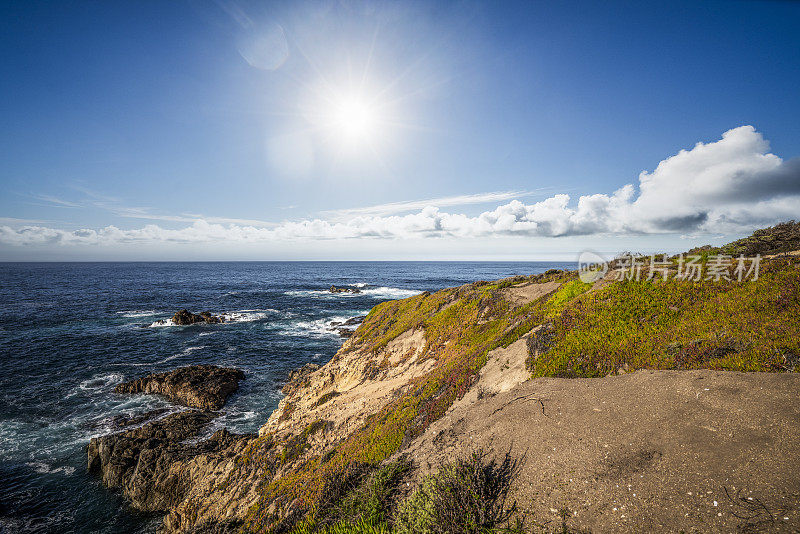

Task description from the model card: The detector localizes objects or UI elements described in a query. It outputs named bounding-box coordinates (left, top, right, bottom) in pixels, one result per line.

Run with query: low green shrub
left=395, top=449, right=522, bottom=534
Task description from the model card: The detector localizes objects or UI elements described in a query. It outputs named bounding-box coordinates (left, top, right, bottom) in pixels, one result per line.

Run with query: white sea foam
left=26, top=462, right=76, bottom=476
left=0, top=420, right=26, bottom=455
left=360, top=286, right=420, bottom=298
left=86, top=406, right=183, bottom=439
left=220, top=311, right=270, bottom=322
left=117, top=310, right=159, bottom=318
left=78, top=373, right=124, bottom=392
left=277, top=314, right=367, bottom=339
left=278, top=318, right=340, bottom=338
left=284, top=285, right=420, bottom=299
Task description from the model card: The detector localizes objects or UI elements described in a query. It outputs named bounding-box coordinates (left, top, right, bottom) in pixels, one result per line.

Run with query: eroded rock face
left=172, top=309, right=224, bottom=325
left=87, top=411, right=214, bottom=511
left=87, top=410, right=252, bottom=513
left=282, top=363, right=320, bottom=395
left=115, top=365, right=245, bottom=411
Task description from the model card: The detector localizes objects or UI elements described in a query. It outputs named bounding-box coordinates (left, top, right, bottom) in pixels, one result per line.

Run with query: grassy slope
left=531, top=256, right=800, bottom=378
left=241, top=226, right=800, bottom=533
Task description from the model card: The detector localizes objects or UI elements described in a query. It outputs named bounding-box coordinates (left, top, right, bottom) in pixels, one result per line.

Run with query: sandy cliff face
left=154, top=311, right=441, bottom=532
left=260, top=328, right=431, bottom=444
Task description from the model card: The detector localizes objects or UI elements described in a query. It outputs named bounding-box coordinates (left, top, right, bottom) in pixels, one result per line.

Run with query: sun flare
left=332, top=97, right=376, bottom=141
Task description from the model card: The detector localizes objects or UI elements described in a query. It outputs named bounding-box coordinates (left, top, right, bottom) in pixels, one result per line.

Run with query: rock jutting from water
left=328, top=314, right=366, bottom=338
left=171, top=309, right=224, bottom=325
left=87, top=410, right=253, bottom=514
left=114, top=364, right=245, bottom=411
left=328, top=285, right=361, bottom=294
left=89, top=364, right=252, bottom=518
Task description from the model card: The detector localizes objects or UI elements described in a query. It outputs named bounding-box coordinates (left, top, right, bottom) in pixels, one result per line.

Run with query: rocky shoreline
left=85, top=308, right=367, bottom=527
left=88, top=365, right=252, bottom=522
left=328, top=285, right=361, bottom=294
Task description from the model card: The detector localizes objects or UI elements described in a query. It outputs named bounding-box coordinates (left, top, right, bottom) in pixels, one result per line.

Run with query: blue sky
left=1, top=0, right=799, bottom=260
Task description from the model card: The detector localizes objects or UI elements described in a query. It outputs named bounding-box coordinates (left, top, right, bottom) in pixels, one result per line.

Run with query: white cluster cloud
left=2, top=126, right=798, bottom=248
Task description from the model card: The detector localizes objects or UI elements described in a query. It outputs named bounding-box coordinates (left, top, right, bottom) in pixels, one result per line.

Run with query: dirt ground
left=502, top=280, right=562, bottom=306
left=404, top=368, right=800, bottom=533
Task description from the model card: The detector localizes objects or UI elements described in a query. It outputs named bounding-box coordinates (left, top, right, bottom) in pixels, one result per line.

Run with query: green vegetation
left=395, top=449, right=521, bottom=534
left=244, top=272, right=568, bottom=532
left=529, top=256, right=800, bottom=378
left=292, top=459, right=411, bottom=534
left=546, top=279, right=591, bottom=316
left=291, top=450, right=523, bottom=534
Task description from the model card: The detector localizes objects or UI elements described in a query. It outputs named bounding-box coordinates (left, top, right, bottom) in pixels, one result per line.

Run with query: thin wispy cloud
left=106, top=206, right=194, bottom=222
left=182, top=214, right=279, bottom=227
left=20, top=187, right=280, bottom=229
left=111, top=206, right=277, bottom=227
left=0, top=217, right=49, bottom=224
left=29, top=194, right=82, bottom=208
left=69, top=184, right=121, bottom=204
left=321, top=190, right=539, bottom=219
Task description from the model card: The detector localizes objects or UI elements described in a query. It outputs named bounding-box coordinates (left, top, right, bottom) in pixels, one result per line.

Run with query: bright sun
left=301, top=77, right=400, bottom=156
left=332, top=97, right=377, bottom=142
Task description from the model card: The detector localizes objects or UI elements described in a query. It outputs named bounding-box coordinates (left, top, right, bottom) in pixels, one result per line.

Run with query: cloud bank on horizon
left=2, top=126, right=798, bottom=249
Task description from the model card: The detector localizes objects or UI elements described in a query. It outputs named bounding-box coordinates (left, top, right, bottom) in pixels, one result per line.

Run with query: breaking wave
left=284, top=284, right=419, bottom=300
left=116, top=310, right=159, bottom=318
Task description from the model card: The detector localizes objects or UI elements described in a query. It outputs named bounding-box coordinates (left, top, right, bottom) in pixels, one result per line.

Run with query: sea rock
left=328, top=315, right=366, bottom=338
left=342, top=315, right=366, bottom=326
left=115, top=365, right=245, bottom=411
left=87, top=410, right=251, bottom=512
left=172, top=309, right=224, bottom=325
left=328, top=285, right=361, bottom=294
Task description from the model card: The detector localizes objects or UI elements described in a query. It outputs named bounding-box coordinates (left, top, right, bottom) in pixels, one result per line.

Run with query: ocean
left=0, top=261, right=574, bottom=533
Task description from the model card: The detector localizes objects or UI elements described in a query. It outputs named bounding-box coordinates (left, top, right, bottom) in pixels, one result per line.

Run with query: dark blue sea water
left=0, top=261, right=574, bottom=534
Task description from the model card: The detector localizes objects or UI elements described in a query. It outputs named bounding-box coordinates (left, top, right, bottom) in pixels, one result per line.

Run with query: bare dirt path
left=404, top=369, right=800, bottom=533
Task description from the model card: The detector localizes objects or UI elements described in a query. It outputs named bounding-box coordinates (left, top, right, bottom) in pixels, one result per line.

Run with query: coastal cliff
left=88, top=224, right=800, bottom=533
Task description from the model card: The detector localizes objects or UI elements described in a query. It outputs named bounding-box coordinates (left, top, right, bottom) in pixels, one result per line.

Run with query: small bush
left=324, top=458, right=412, bottom=527
left=395, top=449, right=522, bottom=534
left=294, top=459, right=412, bottom=533
left=720, top=220, right=800, bottom=256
